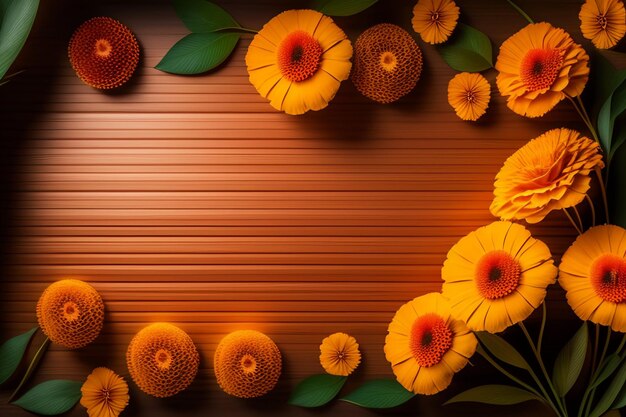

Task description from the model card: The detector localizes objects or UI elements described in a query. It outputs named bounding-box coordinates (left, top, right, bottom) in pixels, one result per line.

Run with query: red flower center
left=94, top=39, right=112, bottom=58
left=277, top=30, right=322, bottom=82
left=590, top=254, right=626, bottom=303
left=475, top=250, right=521, bottom=299
left=62, top=301, right=80, bottom=321
left=409, top=313, right=453, bottom=367
left=520, top=48, right=564, bottom=92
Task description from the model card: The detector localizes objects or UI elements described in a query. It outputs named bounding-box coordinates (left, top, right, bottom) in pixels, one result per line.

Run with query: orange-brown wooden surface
left=1, top=1, right=624, bottom=416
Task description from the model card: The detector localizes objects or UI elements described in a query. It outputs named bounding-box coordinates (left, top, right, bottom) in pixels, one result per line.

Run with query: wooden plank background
left=1, top=0, right=624, bottom=416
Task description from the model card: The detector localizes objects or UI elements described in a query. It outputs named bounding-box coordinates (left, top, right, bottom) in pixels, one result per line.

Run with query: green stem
left=505, top=0, right=534, bottom=23
left=617, top=334, right=626, bottom=353
left=594, top=167, right=610, bottom=223
left=216, top=26, right=258, bottom=34
left=592, top=324, right=600, bottom=375
left=580, top=327, right=612, bottom=417
left=538, top=302, right=547, bottom=354
left=8, top=337, right=50, bottom=402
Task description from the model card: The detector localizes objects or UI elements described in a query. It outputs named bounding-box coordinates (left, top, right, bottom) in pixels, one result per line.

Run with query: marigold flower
left=245, top=10, right=352, bottom=115
left=447, top=72, right=491, bottom=121
left=495, top=22, right=589, bottom=118
left=384, top=293, right=476, bottom=395
left=559, top=225, right=626, bottom=332
left=36, top=279, right=104, bottom=349
left=351, top=23, right=423, bottom=103
left=490, top=128, right=604, bottom=224
left=579, top=0, right=626, bottom=49
left=319, top=332, right=361, bottom=376
left=214, top=330, right=282, bottom=398
left=412, top=0, right=460, bottom=44
left=126, top=323, right=199, bottom=398
left=441, top=221, right=557, bottom=333
left=68, top=17, right=140, bottom=89
left=81, top=367, right=129, bottom=417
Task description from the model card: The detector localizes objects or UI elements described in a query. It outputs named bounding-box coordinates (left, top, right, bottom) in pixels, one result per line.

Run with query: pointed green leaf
left=173, top=0, right=239, bottom=33
left=340, top=379, right=414, bottom=409
left=598, top=78, right=626, bottom=155
left=610, top=139, right=626, bottom=228
left=445, top=385, right=542, bottom=406
left=156, top=32, right=239, bottom=75
left=552, top=322, right=588, bottom=397
left=12, top=380, right=82, bottom=416
left=476, top=332, right=531, bottom=370
left=589, top=357, right=626, bottom=417
left=0, top=0, right=40, bottom=80
left=0, top=327, right=37, bottom=384
left=311, top=0, right=378, bottom=16
left=436, top=23, right=493, bottom=72
left=289, top=374, right=347, bottom=408
left=587, top=53, right=626, bottom=124
left=591, top=354, right=623, bottom=390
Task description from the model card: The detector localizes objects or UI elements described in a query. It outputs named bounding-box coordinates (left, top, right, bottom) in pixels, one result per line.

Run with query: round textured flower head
left=447, top=72, right=491, bottom=121
left=412, top=0, right=460, bottom=44
left=579, top=0, right=626, bottom=49
left=69, top=17, right=140, bottom=89
left=319, top=332, right=361, bottom=376
left=81, top=367, right=129, bottom=417
left=496, top=22, right=589, bottom=118
left=351, top=23, right=423, bottom=104
left=559, top=225, right=626, bottom=332
left=490, top=128, right=604, bottom=224
left=214, top=330, right=282, bottom=398
left=37, top=279, right=104, bottom=349
left=441, top=221, right=558, bottom=333
left=126, top=323, right=199, bottom=398
left=245, top=9, right=352, bottom=115
left=384, top=293, right=477, bottom=395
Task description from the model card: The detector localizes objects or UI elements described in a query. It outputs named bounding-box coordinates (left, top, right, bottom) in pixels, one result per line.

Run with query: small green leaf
left=552, top=322, right=588, bottom=397
left=173, top=0, right=239, bottom=32
left=12, top=380, right=82, bottom=416
left=598, top=78, right=626, bottom=155
left=589, top=358, right=626, bottom=417
left=445, top=385, right=542, bottom=406
left=436, top=23, right=493, bottom=72
left=155, top=32, right=239, bottom=75
left=476, top=332, right=530, bottom=370
left=591, top=354, right=623, bottom=390
left=289, top=374, right=347, bottom=408
left=0, top=327, right=37, bottom=384
left=311, top=0, right=378, bottom=16
left=0, top=0, right=40, bottom=80
left=341, top=379, right=414, bottom=409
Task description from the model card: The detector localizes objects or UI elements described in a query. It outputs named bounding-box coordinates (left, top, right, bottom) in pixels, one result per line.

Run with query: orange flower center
left=240, top=354, right=257, bottom=374
left=590, top=254, right=626, bottom=303
left=62, top=301, right=80, bottom=321
left=379, top=51, right=398, bottom=72
left=155, top=348, right=172, bottom=370
left=430, top=11, right=440, bottom=22
left=466, top=90, right=476, bottom=103
left=597, top=14, right=608, bottom=30
left=94, top=39, right=112, bottom=58
left=520, top=48, right=564, bottom=92
left=409, top=313, right=452, bottom=367
left=475, top=250, right=521, bottom=299
left=277, top=30, right=322, bottom=83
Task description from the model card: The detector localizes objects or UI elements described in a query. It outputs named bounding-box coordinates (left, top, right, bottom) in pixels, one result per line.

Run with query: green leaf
left=589, top=358, right=626, bottom=417
left=476, top=332, right=530, bottom=370
left=0, top=327, right=37, bottom=385
left=0, top=0, right=40, bottom=80
left=436, top=23, right=493, bottom=72
left=611, top=142, right=626, bottom=228
left=587, top=52, right=626, bottom=124
left=173, top=0, right=239, bottom=33
left=12, top=380, right=82, bottom=416
left=311, top=0, right=378, bottom=16
left=155, top=32, right=239, bottom=75
left=445, top=385, right=542, bottom=406
left=289, top=374, right=347, bottom=408
left=552, top=322, right=588, bottom=397
left=598, top=78, right=626, bottom=155
left=340, top=379, right=414, bottom=409
left=591, top=354, right=623, bottom=390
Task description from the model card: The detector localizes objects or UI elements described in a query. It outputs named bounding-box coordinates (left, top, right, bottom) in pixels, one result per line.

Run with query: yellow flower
left=245, top=9, right=352, bottom=115
left=81, top=367, right=129, bottom=417
left=490, top=128, right=604, bottom=224
left=384, top=293, right=476, bottom=395
left=412, top=0, right=460, bottom=44
left=559, top=225, right=626, bottom=332
left=447, top=72, right=491, bottom=121
left=319, top=332, right=361, bottom=376
left=441, top=221, right=557, bottom=333
left=580, top=0, right=626, bottom=49
left=496, top=22, right=590, bottom=118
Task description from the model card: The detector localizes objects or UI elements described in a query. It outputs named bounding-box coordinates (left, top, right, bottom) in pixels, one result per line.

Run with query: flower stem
left=505, top=0, right=534, bottom=24
left=563, top=208, right=583, bottom=235
left=216, top=26, right=258, bottom=34
left=592, top=323, right=600, bottom=375
left=594, top=167, right=610, bottom=223
left=585, top=194, right=596, bottom=227
left=579, top=327, right=612, bottom=417
left=538, top=302, right=547, bottom=354
left=572, top=205, right=585, bottom=232
left=8, top=336, right=50, bottom=402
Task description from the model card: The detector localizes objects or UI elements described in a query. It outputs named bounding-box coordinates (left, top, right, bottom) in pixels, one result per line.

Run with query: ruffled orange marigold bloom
left=36, top=279, right=104, bottom=349
left=490, top=128, right=604, bottom=224
left=495, top=22, right=590, bottom=118
left=580, top=0, right=626, bottom=49
left=214, top=330, right=282, bottom=398
left=447, top=72, right=491, bottom=121
left=319, top=332, right=361, bottom=376
left=441, top=221, right=557, bottom=333
left=384, top=293, right=476, bottom=395
left=412, top=0, right=460, bottom=44
left=559, top=225, right=626, bottom=332
left=351, top=23, right=423, bottom=104
left=126, top=323, right=199, bottom=398
left=245, top=10, right=352, bottom=115
left=81, top=367, right=129, bottom=417
left=68, top=17, right=140, bottom=89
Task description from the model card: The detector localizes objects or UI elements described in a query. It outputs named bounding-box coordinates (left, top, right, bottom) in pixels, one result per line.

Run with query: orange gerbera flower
left=496, top=22, right=590, bottom=118
left=580, top=0, right=626, bottom=49
left=81, top=367, right=129, bottom=417
left=319, top=332, right=361, bottom=376
left=412, top=0, right=460, bottom=44
left=448, top=72, right=491, bottom=121
left=490, top=128, right=604, bottom=224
